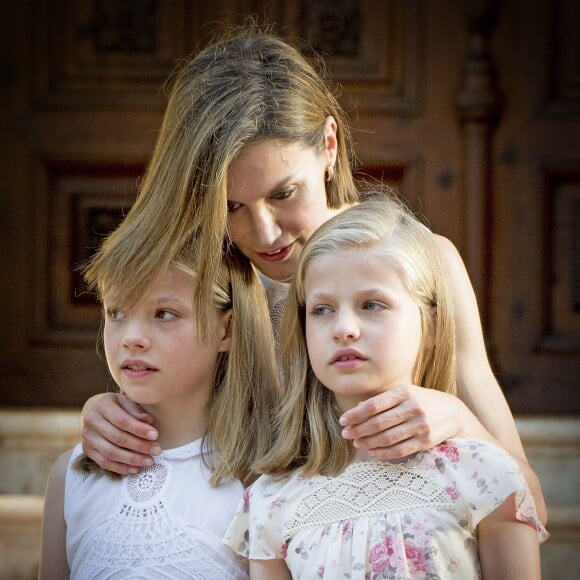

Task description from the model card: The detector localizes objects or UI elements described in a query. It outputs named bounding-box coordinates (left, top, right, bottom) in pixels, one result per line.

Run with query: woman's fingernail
left=151, top=446, right=162, bottom=456
left=147, top=430, right=158, bottom=440
left=128, top=467, right=139, bottom=475
left=142, top=458, right=154, bottom=467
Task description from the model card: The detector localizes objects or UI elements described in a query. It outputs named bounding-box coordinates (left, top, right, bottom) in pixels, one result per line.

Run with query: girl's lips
left=123, top=367, right=157, bottom=379
left=257, top=243, right=293, bottom=262
left=121, top=360, right=158, bottom=378
left=332, top=357, right=366, bottom=370
left=331, top=350, right=367, bottom=369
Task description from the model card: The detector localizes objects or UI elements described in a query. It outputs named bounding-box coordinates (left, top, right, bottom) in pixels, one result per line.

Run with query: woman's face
left=226, top=122, right=340, bottom=282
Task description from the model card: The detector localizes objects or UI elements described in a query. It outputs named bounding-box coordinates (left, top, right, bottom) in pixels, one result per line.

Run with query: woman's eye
left=227, top=201, right=242, bottom=213
left=271, top=188, right=293, bottom=201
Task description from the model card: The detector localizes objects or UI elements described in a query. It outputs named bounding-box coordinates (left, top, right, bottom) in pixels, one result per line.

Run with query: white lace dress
left=65, top=439, right=247, bottom=579
left=224, top=438, right=547, bottom=579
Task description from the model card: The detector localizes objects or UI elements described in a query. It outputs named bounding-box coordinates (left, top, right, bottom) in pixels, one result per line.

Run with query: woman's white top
left=259, top=273, right=289, bottom=347
left=64, top=439, right=247, bottom=579
left=224, top=438, right=548, bottom=579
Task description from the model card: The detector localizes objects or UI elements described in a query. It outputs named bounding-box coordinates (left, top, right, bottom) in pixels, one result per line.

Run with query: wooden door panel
left=1, top=0, right=578, bottom=411
left=492, top=0, right=580, bottom=413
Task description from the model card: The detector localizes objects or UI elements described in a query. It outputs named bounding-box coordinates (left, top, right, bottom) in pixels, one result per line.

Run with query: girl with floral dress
left=224, top=198, right=548, bottom=579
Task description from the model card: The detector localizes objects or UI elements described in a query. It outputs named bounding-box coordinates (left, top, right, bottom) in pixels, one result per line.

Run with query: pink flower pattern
left=369, top=536, right=399, bottom=573
left=224, top=438, right=547, bottom=579
left=404, top=542, right=426, bottom=573
left=437, top=442, right=460, bottom=463
left=445, top=485, right=460, bottom=501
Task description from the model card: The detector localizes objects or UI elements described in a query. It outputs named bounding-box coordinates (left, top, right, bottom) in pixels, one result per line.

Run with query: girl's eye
left=363, top=301, right=386, bottom=311
left=106, top=308, right=125, bottom=320
left=311, top=304, right=331, bottom=316
left=156, top=309, right=177, bottom=320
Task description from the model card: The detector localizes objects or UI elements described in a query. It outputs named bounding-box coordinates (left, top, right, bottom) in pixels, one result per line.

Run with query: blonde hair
left=84, top=235, right=280, bottom=487
left=86, top=23, right=359, bottom=330
left=258, top=198, right=456, bottom=477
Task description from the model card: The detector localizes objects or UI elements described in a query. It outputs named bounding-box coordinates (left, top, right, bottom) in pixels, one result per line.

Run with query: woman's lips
left=257, top=243, right=293, bottom=262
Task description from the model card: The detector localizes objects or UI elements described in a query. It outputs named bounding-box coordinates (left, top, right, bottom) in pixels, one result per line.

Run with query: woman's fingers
left=91, top=393, right=159, bottom=442
left=339, top=385, right=463, bottom=459
left=339, top=387, right=407, bottom=430
left=81, top=393, right=161, bottom=473
left=340, top=385, right=418, bottom=438
left=117, top=393, right=155, bottom=423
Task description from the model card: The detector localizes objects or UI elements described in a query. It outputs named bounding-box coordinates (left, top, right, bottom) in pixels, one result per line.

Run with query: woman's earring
left=325, top=165, right=335, bottom=182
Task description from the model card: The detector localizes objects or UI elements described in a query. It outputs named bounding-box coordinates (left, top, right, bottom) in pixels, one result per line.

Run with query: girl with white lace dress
left=224, top=198, right=548, bottom=579
left=39, top=235, right=279, bottom=579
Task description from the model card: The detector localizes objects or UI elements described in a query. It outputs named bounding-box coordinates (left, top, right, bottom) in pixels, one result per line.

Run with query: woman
left=81, top=25, right=546, bottom=521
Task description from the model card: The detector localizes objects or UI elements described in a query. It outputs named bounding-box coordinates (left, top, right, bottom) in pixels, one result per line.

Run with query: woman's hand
left=81, top=393, right=161, bottom=474
left=339, top=384, right=489, bottom=460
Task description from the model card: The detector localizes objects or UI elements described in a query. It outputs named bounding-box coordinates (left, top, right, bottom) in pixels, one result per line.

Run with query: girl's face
left=226, top=121, right=340, bottom=283
left=103, top=267, right=230, bottom=411
left=304, top=247, right=423, bottom=412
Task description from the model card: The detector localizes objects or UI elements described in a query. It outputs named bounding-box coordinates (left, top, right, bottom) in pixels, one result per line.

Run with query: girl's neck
left=142, top=401, right=208, bottom=450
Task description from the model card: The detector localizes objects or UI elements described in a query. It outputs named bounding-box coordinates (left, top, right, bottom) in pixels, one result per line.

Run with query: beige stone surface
left=0, top=409, right=81, bottom=495
left=0, top=495, right=43, bottom=580
left=0, top=410, right=578, bottom=578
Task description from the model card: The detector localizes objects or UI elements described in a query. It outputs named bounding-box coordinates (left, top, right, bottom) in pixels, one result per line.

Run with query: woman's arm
left=249, top=558, right=292, bottom=580
left=39, top=450, right=72, bottom=579
left=435, top=235, right=546, bottom=523
left=339, top=235, right=547, bottom=523
left=478, top=494, right=542, bottom=579
left=81, top=393, right=161, bottom=474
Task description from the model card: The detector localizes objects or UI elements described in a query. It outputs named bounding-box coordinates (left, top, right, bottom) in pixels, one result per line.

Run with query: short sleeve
left=223, top=476, right=287, bottom=560
left=432, top=439, right=549, bottom=543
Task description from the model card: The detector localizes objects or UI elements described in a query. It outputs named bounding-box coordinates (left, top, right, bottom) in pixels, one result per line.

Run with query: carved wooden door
left=0, top=0, right=578, bottom=411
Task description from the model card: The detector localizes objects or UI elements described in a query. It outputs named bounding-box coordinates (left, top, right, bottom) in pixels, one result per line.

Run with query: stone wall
left=0, top=409, right=578, bottom=579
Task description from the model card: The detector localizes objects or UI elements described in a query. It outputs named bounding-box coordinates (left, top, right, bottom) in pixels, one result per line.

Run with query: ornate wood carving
left=539, top=166, right=580, bottom=353
left=541, top=0, right=580, bottom=115
left=30, top=160, right=141, bottom=344
left=280, top=0, right=422, bottom=114
left=455, top=0, right=503, bottom=327
left=33, top=0, right=187, bottom=106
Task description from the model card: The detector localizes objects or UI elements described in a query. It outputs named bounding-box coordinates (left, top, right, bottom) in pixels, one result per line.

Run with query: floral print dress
left=224, top=438, right=547, bottom=579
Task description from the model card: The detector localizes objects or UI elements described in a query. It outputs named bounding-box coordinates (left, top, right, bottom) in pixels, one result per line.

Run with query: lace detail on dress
left=79, top=505, right=243, bottom=578
left=127, top=463, right=168, bottom=502
left=284, top=460, right=454, bottom=536
left=269, top=297, right=286, bottom=346
left=66, top=440, right=247, bottom=579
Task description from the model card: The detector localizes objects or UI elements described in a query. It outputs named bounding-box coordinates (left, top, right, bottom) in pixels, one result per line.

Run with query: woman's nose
left=252, top=206, right=282, bottom=247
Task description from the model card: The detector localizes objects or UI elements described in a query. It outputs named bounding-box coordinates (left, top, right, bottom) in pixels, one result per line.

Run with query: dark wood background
left=1, top=0, right=578, bottom=413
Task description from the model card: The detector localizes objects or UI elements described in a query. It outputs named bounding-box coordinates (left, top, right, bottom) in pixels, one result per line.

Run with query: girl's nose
left=333, top=311, right=360, bottom=343
left=122, top=324, right=151, bottom=351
